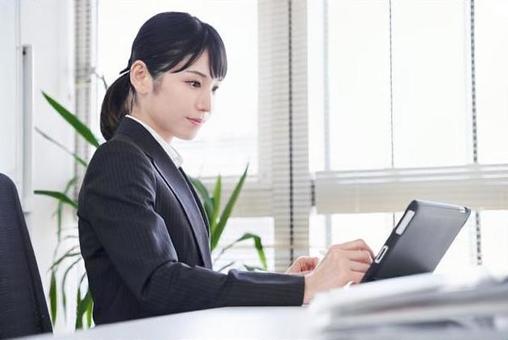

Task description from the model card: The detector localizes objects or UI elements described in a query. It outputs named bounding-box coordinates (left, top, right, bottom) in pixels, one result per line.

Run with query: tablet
left=361, top=200, right=471, bottom=283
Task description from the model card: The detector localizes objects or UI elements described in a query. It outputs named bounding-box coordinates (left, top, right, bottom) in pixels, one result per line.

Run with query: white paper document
left=310, top=268, right=508, bottom=337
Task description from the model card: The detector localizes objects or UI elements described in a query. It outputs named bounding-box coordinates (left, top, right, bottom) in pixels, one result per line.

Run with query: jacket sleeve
left=78, top=140, right=304, bottom=315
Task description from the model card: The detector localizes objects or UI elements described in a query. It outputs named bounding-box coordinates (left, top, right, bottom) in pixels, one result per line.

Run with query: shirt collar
left=126, top=115, right=183, bottom=168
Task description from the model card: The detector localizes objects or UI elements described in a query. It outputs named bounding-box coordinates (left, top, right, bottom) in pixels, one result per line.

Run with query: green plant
left=35, top=91, right=99, bottom=329
left=35, top=92, right=266, bottom=330
left=191, top=166, right=268, bottom=272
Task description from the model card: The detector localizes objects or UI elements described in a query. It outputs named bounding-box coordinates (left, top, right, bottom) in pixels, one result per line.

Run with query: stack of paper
left=309, top=269, right=508, bottom=339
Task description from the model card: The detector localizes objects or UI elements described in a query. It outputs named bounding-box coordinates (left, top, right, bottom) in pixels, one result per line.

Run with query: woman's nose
left=197, top=91, right=212, bottom=113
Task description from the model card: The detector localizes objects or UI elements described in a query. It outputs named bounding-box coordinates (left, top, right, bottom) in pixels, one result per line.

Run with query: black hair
left=100, top=12, right=228, bottom=141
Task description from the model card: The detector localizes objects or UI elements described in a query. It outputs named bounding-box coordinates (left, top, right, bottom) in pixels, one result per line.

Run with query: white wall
left=20, top=0, right=76, bottom=323
left=0, top=1, right=22, bottom=188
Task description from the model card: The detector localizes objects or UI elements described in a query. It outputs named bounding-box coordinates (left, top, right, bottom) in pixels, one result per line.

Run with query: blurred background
left=1, top=0, right=507, bottom=332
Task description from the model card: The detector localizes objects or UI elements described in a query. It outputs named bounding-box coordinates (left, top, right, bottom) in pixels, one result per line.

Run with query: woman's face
left=134, top=51, right=220, bottom=143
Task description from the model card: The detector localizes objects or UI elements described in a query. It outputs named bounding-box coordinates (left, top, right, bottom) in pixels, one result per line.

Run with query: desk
left=29, top=306, right=508, bottom=340
left=34, top=307, right=313, bottom=340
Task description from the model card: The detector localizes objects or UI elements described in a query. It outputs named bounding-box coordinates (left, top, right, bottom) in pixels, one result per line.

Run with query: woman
left=78, top=12, right=373, bottom=325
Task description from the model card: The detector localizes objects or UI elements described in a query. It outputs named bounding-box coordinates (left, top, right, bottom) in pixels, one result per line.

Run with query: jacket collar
left=114, top=117, right=212, bottom=269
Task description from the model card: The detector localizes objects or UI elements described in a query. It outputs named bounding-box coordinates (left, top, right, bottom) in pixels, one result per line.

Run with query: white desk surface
left=28, top=306, right=508, bottom=340
left=34, top=306, right=313, bottom=340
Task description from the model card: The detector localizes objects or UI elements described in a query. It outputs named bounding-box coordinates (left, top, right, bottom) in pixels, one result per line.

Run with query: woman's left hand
left=286, top=256, right=319, bottom=275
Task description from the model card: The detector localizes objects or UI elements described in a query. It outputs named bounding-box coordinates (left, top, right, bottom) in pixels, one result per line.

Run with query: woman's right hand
left=303, top=239, right=374, bottom=304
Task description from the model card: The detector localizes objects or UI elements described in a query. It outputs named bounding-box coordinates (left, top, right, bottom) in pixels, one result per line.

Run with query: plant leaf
left=49, top=245, right=81, bottom=271
left=190, top=177, right=214, bottom=227
left=216, top=261, right=236, bottom=273
left=34, top=127, right=88, bottom=167
left=56, top=201, right=63, bottom=242
left=42, top=91, right=100, bottom=148
left=85, top=292, right=94, bottom=328
left=210, top=175, right=222, bottom=231
left=76, top=290, right=92, bottom=330
left=213, top=232, right=267, bottom=270
left=49, top=270, right=57, bottom=324
left=91, top=69, right=108, bottom=91
left=34, top=190, right=78, bottom=209
left=190, top=177, right=210, bottom=200
left=60, top=257, right=82, bottom=321
left=75, top=272, right=89, bottom=329
left=211, top=165, right=249, bottom=250
left=250, top=233, right=268, bottom=271
left=54, top=177, right=78, bottom=242
left=243, top=264, right=266, bottom=272
left=75, top=286, right=82, bottom=329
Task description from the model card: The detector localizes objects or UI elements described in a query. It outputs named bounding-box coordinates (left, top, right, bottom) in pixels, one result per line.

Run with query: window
left=476, top=0, right=508, bottom=164
left=308, top=0, right=508, bottom=274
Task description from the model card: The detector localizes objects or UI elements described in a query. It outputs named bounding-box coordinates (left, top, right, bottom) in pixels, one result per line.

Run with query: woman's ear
left=129, top=60, right=152, bottom=94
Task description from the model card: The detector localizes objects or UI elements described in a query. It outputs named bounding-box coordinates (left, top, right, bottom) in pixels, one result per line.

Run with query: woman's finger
left=334, top=239, right=375, bottom=259
left=347, top=270, right=365, bottom=284
left=344, top=249, right=373, bottom=264
left=349, top=260, right=370, bottom=273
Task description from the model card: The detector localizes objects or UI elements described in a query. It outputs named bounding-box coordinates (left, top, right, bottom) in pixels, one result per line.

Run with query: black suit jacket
left=78, top=117, right=304, bottom=324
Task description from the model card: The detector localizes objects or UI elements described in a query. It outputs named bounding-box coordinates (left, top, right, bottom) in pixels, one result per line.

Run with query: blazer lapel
left=115, top=118, right=213, bottom=269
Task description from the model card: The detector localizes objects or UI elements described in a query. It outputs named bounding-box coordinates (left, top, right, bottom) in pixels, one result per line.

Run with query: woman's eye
left=186, top=80, right=201, bottom=88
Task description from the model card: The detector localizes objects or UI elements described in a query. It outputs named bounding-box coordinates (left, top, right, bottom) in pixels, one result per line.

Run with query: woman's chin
left=176, top=131, right=199, bottom=141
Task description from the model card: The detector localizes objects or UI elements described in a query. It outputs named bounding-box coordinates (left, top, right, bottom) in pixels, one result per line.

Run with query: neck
left=130, top=107, right=173, bottom=144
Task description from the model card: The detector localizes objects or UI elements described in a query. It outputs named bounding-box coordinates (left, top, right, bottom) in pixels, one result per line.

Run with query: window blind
left=309, top=0, right=508, bottom=271
left=75, top=0, right=96, bottom=199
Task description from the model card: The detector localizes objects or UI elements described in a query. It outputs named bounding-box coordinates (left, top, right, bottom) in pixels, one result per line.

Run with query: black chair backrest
left=0, top=173, right=52, bottom=339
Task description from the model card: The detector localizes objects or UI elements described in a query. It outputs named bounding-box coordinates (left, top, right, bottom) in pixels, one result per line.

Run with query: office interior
left=1, top=0, right=507, bottom=337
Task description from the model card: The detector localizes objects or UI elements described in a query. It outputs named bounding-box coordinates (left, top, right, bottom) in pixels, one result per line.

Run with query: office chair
left=0, top=173, right=52, bottom=339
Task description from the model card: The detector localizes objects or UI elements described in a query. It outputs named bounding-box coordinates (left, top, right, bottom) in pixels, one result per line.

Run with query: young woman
left=78, top=12, right=374, bottom=325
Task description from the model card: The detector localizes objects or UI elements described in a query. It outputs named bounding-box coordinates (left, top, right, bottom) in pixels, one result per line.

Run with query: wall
left=20, top=0, right=76, bottom=330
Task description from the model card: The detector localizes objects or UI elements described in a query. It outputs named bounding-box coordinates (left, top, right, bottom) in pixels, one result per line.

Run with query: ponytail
left=100, top=72, right=132, bottom=141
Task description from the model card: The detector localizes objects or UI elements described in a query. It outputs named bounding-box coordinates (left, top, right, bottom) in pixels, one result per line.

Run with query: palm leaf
left=54, top=177, right=78, bottom=241
left=243, top=264, right=266, bottom=272
left=211, top=165, right=249, bottom=250
left=49, top=245, right=81, bottom=271
left=210, top=175, right=222, bottom=231
left=34, top=127, right=88, bottom=167
left=190, top=177, right=214, bottom=224
left=213, top=232, right=267, bottom=270
left=85, top=297, right=93, bottom=328
left=49, top=270, right=57, bottom=324
left=75, top=272, right=90, bottom=329
left=241, top=233, right=267, bottom=270
left=42, top=91, right=100, bottom=148
left=76, top=290, right=92, bottom=329
left=60, top=257, right=82, bottom=321
left=34, top=190, right=78, bottom=209
left=216, top=261, right=236, bottom=273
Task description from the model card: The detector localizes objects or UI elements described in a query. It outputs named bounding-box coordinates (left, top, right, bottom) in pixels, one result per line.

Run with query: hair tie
left=119, top=65, right=130, bottom=75
left=119, top=57, right=132, bottom=75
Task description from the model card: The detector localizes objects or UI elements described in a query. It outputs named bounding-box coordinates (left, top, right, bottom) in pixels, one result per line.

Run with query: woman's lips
left=186, top=117, right=203, bottom=126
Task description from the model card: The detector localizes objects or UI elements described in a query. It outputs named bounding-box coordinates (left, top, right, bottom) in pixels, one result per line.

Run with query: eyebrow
left=185, top=70, right=210, bottom=79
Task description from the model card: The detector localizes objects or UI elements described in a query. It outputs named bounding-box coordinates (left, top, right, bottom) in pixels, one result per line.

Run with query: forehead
left=173, top=52, right=213, bottom=78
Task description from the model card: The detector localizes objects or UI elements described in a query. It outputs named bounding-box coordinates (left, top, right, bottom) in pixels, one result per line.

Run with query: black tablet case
left=361, top=200, right=471, bottom=283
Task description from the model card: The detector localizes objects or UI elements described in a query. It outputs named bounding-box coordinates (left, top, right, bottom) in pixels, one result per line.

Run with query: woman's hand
left=303, top=239, right=374, bottom=304
left=286, top=256, right=319, bottom=276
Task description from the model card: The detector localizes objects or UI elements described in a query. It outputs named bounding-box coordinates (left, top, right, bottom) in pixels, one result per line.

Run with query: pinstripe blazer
left=78, top=117, right=304, bottom=325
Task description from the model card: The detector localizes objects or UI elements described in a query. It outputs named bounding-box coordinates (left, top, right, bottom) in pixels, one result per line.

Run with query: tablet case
left=361, top=200, right=471, bottom=283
